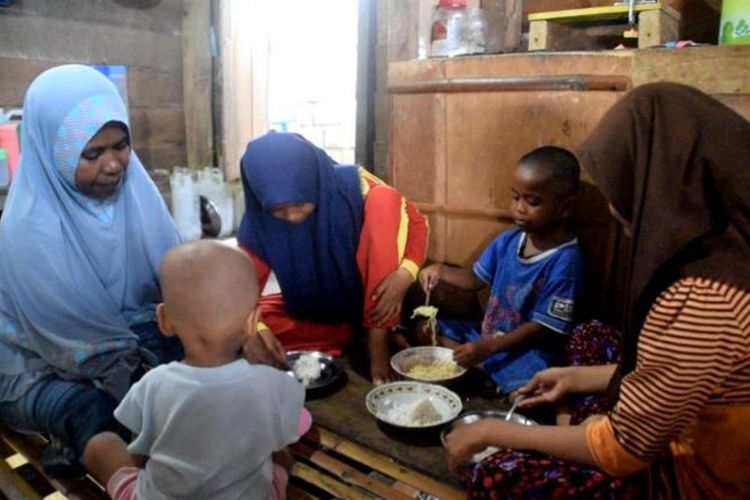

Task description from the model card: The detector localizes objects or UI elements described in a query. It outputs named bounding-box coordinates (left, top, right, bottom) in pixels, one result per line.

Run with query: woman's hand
left=453, top=338, right=494, bottom=368
left=418, top=263, right=443, bottom=293
left=369, top=268, right=413, bottom=325
left=514, top=367, right=577, bottom=408
left=444, top=420, right=501, bottom=476
left=242, top=316, right=288, bottom=370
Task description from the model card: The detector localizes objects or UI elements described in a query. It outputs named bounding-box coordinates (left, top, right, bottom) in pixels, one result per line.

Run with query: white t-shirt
left=114, top=359, right=304, bottom=500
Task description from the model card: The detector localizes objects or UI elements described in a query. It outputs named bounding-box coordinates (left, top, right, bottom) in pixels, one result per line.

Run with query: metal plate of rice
left=286, top=350, right=343, bottom=390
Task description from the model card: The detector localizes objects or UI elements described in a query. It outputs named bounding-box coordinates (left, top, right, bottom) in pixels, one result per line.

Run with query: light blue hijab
left=0, top=65, right=180, bottom=402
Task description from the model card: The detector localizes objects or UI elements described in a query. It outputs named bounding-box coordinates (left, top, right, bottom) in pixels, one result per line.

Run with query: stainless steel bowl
left=440, top=410, right=537, bottom=446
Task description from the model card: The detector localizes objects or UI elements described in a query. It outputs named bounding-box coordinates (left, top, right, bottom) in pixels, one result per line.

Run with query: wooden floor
left=0, top=357, right=500, bottom=499
left=0, top=430, right=106, bottom=500
left=1, top=422, right=464, bottom=499
left=289, top=424, right=463, bottom=499
left=304, top=357, right=506, bottom=485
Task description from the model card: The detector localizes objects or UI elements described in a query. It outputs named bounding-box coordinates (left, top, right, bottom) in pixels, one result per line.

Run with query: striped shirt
left=587, top=277, right=750, bottom=491
left=612, top=278, right=750, bottom=460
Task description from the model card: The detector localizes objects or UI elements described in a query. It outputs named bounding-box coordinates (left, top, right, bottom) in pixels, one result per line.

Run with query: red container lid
left=438, top=0, right=466, bottom=8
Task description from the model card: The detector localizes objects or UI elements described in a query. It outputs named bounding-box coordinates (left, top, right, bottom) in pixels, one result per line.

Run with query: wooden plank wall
left=181, top=0, right=213, bottom=170
left=387, top=46, right=750, bottom=323
left=366, top=0, right=482, bottom=180
left=0, top=0, right=187, bottom=171
left=364, top=0, right=721, bottom=180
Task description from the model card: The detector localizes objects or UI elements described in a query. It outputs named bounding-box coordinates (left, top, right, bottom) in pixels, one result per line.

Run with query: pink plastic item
left=0, top=123, right=20, bottom=180
left=298, top=407, right=313, bottom=436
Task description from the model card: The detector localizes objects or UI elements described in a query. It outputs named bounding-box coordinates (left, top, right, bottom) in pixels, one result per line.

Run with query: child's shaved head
left=159, top=241, right=259, bottom=347
left=518, top=146, right=580, bottom=199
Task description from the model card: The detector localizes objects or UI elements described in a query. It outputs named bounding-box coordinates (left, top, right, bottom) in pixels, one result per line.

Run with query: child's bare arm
left=82, top=432, right=138, bottom=486
left=419, top=263, right=485, bottom=292
left=453, top=322, right=553, bottom=367
left=489, top=321, right=553, bottom=352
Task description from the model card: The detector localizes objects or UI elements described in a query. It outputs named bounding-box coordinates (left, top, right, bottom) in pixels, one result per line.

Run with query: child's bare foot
left=370, top=355, right=396, bottom=385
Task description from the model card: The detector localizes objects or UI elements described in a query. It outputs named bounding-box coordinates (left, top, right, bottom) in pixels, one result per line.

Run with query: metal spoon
left=505, top=394, right=525, bottom=422
left=425, top=278, right=432, bottom=307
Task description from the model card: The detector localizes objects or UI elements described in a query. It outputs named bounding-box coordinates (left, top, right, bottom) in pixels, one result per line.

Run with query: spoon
left=505, top=394, right=525, bottom=422
left=425, top=278, right=432, bottom=307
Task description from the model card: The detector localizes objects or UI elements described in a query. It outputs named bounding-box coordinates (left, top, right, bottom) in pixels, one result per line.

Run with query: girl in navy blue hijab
left=238, top=132, right=428, bottom=384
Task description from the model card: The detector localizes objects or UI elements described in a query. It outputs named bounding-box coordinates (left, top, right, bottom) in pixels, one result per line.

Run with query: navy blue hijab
left=238, top=133, right=364, bottom=323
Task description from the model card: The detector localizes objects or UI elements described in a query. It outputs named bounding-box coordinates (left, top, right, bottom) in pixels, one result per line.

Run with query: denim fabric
left=0, top=321, right=182, bottom=458
left=0, top=378, right=122, bottom=456
left=438, top=319, right=560, bottom=393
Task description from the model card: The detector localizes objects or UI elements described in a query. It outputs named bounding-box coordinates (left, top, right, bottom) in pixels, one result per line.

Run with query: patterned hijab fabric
left=238, top=132, right=364, bottom=323
left=0, top=65, right=180, bottom=402
left=577, top=82, right=750, bottom=379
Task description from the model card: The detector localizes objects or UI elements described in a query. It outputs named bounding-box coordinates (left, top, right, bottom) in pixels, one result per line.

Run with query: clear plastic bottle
left=169, top=168, right=201, bottom=241
left=464, top=7, right=487, bottom=55
left=430, top=0, right=469, bottom=58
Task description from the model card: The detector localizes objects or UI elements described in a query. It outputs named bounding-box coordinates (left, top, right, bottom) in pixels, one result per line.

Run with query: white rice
left=384, top=397, right=443, bottom=426
left=293, top=354, right=322, bottom=387
left=472, top=446, right=500, bottom=463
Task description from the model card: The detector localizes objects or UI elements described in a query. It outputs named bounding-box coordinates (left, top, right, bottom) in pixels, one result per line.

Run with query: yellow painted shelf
left=528, top=2, right=677, bottom=23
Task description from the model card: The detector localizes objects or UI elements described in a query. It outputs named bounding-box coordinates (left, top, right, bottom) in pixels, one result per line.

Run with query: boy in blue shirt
left=419, top=146, right=584, bottom=393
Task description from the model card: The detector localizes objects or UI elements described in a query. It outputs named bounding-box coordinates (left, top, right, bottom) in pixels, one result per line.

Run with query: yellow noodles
left=406, top=359, right=461, bottom=380
left=411, top=305, right=439, bottom=345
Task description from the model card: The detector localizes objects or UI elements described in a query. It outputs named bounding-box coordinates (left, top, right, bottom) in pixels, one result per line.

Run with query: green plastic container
left=720, top=0, right=750, bottom=45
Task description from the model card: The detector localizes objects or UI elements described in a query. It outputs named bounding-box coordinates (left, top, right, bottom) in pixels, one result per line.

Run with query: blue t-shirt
left=473, top=228, right=583, bottom=336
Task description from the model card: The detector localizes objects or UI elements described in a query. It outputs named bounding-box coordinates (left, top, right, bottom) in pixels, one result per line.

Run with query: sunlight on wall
left=267, top=0, right=358, bottom=164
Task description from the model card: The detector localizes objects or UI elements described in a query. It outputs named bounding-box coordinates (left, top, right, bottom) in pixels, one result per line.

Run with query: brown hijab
left=576, top=82, right=750, bottom=383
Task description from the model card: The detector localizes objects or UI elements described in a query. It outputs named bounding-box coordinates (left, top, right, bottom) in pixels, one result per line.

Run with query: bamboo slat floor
left=0, top=357, right=509, bottom=499
left=1, top=423, right=464, bottom=500
left=303, top=356, right=507, bottom=487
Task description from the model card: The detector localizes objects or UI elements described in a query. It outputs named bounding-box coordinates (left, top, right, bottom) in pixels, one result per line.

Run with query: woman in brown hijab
left=444, top=82, right=750, bottom=498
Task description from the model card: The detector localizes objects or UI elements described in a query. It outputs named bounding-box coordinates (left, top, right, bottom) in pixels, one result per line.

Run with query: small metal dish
left=286, top=350, right=343, bottom=390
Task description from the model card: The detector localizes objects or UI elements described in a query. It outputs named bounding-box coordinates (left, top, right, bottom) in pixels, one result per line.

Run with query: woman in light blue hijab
left=0, top=65, right=181, bottom=476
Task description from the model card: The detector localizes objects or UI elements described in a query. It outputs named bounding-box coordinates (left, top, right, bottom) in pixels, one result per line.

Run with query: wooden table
left=304, top=356, right=509, bottom=486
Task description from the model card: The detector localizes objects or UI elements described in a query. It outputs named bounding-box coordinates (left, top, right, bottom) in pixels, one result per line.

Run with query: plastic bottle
left=464, top=7, right=487, bottom=55
left=430, top=0, right=469, bottom=58
left=169, top=168, right=201, bottom=241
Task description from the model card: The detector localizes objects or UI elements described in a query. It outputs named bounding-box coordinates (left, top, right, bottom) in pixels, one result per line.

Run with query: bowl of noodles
left=391, top=346, right=467, bottom=384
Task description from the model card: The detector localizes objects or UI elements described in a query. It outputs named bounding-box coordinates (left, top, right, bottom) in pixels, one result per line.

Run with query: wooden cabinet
left=387, top=46, right=750, bottom=320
